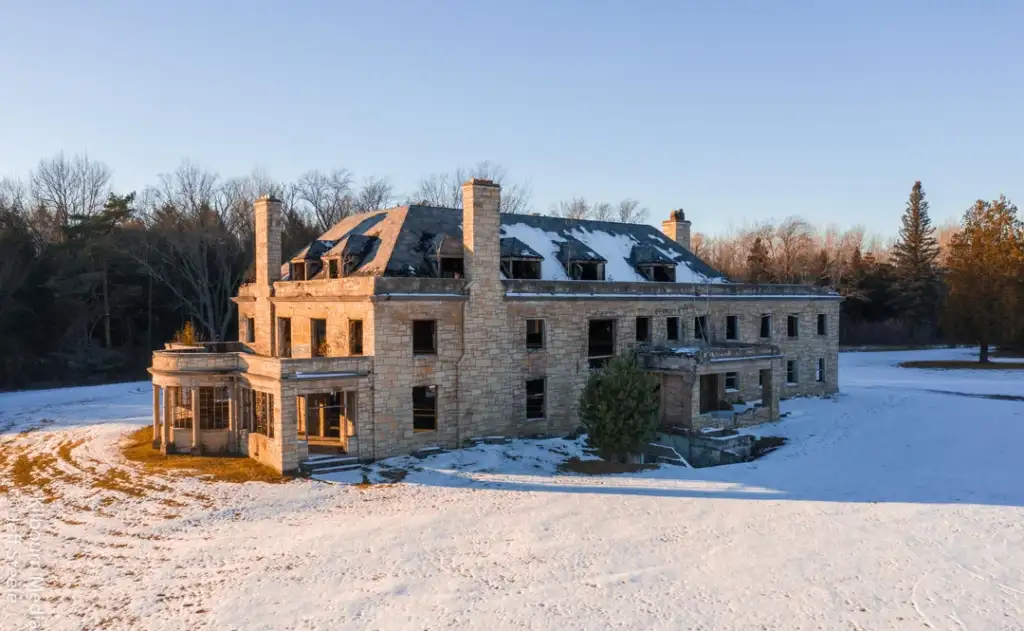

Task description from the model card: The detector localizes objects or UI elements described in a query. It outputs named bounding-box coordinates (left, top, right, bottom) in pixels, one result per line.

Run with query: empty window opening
left=311, top=318, right=328, bottom=357
left=245, top=317, right=255, bottom=344
left=298, top=392, right=356, bottom=440
left=439, top=257, right=464, bottom=278
left=726, top=315, right=739, bottom=340
left=245, top=390, right=273, bottom=437
left=588, top=319, right=616, bottom=368
left=817, top=313, right=827, bottom=336
left=666, top=316, right=680, bottom=341
left=291, top=261, right=307, bottom=281
left=277, top=317, right=292, bottom=358
left=526, top=378, right=546, bottom=420
left=413, top=386, right=437, bottom=432
left=725, top=372, right=738, bottom=391
left=786, top=360, right=798, bottom=384
left=412, top=320, right=437, bottom=355
left=639, top=264, right=676, bottom=282
left=694, top=315, right=708, bottom=342
left=570, top=262, right=605, bottom=281
left=328, top=259, right=340, bottom=279
left=501, top=259, right=542, bottom=280
left=816, top=358, right=826, bottom=382
left=760, top=314, right=771, bottom=339
left=636, top=317, right=651, bottom=343
left=787, top=315, right=799, bottom=338
left=349, top=319, right=364, bottom=356
left=526, top=319, right=545, bottom=350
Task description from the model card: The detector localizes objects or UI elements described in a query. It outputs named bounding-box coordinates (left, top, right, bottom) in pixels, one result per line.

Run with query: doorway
left=699, top=374, right=720, bottom=413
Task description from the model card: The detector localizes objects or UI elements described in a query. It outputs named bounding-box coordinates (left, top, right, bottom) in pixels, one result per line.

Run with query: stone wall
left=271, top=299, right=376, bottom=360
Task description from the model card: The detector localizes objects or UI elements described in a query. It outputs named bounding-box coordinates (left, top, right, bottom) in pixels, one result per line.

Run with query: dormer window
left=501, top=259, right=541, bottom=279
left=570, top=262, right=605, bottom=281
left=291, top=261, right=307, bottom=281
left=439, top=256, right=464, bottom=278
left=327, top=259, right=340, bottom=279
left=559, top=239, right=606, bottom=281
left=638, top=264, right=676, bottom=282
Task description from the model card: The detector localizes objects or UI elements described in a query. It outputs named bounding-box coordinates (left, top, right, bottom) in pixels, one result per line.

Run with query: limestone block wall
left=270, top=299, right=375, bottom=359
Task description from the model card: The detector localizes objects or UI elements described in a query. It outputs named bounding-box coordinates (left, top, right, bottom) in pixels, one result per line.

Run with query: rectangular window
left=412, top=386, right=437, bottom=432
left=328, top=259, right=339, bottom=279
left=245, top=317, right=255, bottom=343
left=526, top=319, right=545, bottom=350
left=635, top=317, right=651, bottom=343
left=291, top=261, right=306, bottom=281
left=253, top=390, right=275, bottom=437
left=412, top=320, right=437, bottom=355
left=666, top=316, right=680, bottom=341
left=526, top=378, right=546, bottom=420
left=816, top=358, right=826, bottom=382
left=760, top=314, right=771, bottom=339
left=694, top=315, right=708, bottom=342
left=311, top=318, right=328, bottom=357
left=197, top=386, right=230, bottom=430
left=787, top=315, right=799, bottom=338
left=501, top=259, right=542, bottom=280
left=170, top=386, right=193, bottom=429
left=349, top=319, right=364, bottom=355
left=817, top=313, right=827, bottom=336
left=725, top=372, right=738, bottom=391
left=588, top=319, right=616, bottom=369
left=786, top=360, right=798, bottom=384
left=277, top=317, right=292, bottom=357
left=726, top=315, right=738, bottom=340
left=570, top=261, right=605, bottom=281
left=439, top=257, right=464, bottom=278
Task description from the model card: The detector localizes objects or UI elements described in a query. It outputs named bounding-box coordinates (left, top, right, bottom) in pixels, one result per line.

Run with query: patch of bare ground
left=559, top=457, right=657, bottom=475
left=120, top=426, right=289, bottom=484
left=899, top=360, right=1024, bottom=370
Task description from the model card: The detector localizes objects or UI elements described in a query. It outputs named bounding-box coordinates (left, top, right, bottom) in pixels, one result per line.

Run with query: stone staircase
left=300, top=454, right=361, bottom=475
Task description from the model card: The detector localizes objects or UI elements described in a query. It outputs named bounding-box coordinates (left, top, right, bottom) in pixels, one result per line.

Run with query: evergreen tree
left=578, top=355, right=659, bottom=462
left=943, top=197, right=1024, bottom=362
left=891, top=181, right=941, bottom=338
left=745, top=236, right=772, bottom=283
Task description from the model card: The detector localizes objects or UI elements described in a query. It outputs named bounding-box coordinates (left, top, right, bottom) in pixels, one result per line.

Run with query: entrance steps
left=300, top=455, right=360, bottom=474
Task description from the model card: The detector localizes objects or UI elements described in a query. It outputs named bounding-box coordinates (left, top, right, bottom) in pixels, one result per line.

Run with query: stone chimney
left=662, top=209, right=692, bottom=252
left=461, top=178, right=502, bottom=288
left=254, top=195, right=283, bottom=287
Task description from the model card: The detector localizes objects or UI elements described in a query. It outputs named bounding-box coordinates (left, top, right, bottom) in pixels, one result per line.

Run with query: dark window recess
left=635, top=317, right=651, bottom=343
left=639, top=264, right=676, bottom=282
left=245, top=317, right=255, bottom=343
left=726, top=315, right=738, bottom=340
left=328, top=259, right=339, bottom=279
left=817, top=313, right=827, bottom=336
left=439, top=257, right=464, bottom=278
left=588, top=319, right=615, bottom=368
left=666, top=317, right=680, bottom=341
left=311, top=318, right=328, bottom=357
left=570, top=262, right=605, bottom=281
left=501, top=259, right=542, bottom=279
left=349, top=320, right=364, bottom=356
left=817, top=358, right=826, bottom=382
left=760, top=314, right=771, bottom=338
left=526, top=319, right=545, bottom=349
left=277, top=317, right=292, bottom=358
left=412, top=386, right=437, bottom=431
left=253, top=390, right=274, bottom=437
left=694, top=315, right=708, bottom=341
left=787, top=360, right=798, bottom=384
left=787, top=315, right=799, bottom=338
left=526, top=379, right=546, bottom=420
left=291, top=261, right=306, bottom=281
left=725, top=372, right=738, bottom=390
left=412, top=320, right=437, bottom=355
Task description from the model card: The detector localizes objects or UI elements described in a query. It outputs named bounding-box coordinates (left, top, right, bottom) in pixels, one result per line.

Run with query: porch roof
left=639, top=341, right=782, bottom=372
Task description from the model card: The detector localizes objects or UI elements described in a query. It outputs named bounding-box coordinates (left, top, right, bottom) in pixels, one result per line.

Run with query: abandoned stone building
left=148, top=178, right=840, bottom=473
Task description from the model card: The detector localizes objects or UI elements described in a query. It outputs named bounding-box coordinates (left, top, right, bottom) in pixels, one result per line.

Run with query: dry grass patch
left=559, top=457, right=657, bottom=475
left=900, top=360, right=1024, bottom=370
left=121, top=426, right=289, bottom=484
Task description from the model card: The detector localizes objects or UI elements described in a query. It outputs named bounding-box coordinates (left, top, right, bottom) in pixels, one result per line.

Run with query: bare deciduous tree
left=294, top=169, right=354, bottom=231
left=412, top=161, right=532, bottom=213
left=30, top=153, right=112, bottom=238
left=549, top=196, right=649, bottom=223
left=353, top=176, right=394, bottom=213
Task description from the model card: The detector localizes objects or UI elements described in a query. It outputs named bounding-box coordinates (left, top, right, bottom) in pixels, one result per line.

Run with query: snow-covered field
left=2, top=348, right=1023, bottom=630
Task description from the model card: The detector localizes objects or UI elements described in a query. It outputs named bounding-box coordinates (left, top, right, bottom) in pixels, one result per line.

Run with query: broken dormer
left=322, top=234, right=379, bottom=278
left=433, top=233, right=464, bottom=278
left=559, top=238, right=606, bottom=281
left=499, top=237, right=543, bottom=279
left=630, top=244, right=677, bottom=282
left=288, top=239, right=336, bottom=281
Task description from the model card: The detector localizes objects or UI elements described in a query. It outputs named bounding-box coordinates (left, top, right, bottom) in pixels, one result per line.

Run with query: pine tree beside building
left=891, top=181, right=941, bottom=340
left=745, top=236, right=772, bottom=283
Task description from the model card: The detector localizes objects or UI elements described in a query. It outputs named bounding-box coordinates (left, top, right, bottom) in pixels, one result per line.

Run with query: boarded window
left=666, top=316, right=680, bottom=341
left=588, top=319, right=615, bottom=368
left=526, top=319, right=545, bottom=349
left=786, top=360, right=798, bottom=384
left=501, top=259, right=542, bottom=279
left=726, top=315, right=738, bottom=340
left=725, top=372, right=738, bottom=390
left=816, top=358, right=826, bottom=382
left=349, top=320, right=364, bottom=356
left=635, top=317, right=651, bottom=343
left=413, top=386, right=437, bottom=432
left=412, top=320, right=437, bottom=355
left=526, top=379, right=545, bottom=420
left=694, top=315, right=708, bottom=342
left=245, top=317, right=255, bottom=343
left=439, top=257, right=464, bottom=278
left=760, top=314, right=771, bottom=339
left=817, top=313, right=827, bottom=336
left=787, top=315, right=799, bottom=338
left=311, top=318, right=328, bottom=357
left=277, top=317, right=292, bottom=357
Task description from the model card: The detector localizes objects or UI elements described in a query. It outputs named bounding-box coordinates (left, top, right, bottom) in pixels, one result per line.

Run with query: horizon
left=2, top=1, right=1022, bottom=238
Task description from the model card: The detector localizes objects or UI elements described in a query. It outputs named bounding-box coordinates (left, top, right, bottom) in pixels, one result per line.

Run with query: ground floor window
left=666, top=316, right=680, bottom=341
left=725, top=372, right=738, bottom=391
left=413, top=386, right=437, bottom=432
left=298, top=392, right=356, bottom=439
left=786, top=360, right=798, bottom=384
left=816, top=358, right=826, bottom=382
left=169, top=386, right=193, bottom=429
left=198, top=385, right=230, bottom=430
left=526, top=378, right=546, bottom=420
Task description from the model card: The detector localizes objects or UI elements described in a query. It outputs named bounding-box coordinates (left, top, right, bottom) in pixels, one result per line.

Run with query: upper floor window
left=311, top=318, right=328, bottom=357
left=570, top=261, right=605, bottom=281
left=412, top=320, right=437, bottom=355
left=328, top=259, right=340, bottom=279
left=636, top=317, right=651, bottom=343
left=349, top=319, right=364, bottom=356
left=638, top=264, right=676, bottom=282
left=526, top=319, right=545, bottom=349
left=439, top=257, right=464, bottom=278
left=277, top=317, right=292, bottom=358
left=817, top=313, right=827, bottom=336
left=245, top=317, right=255, bottom=344
left=666, top=316, right=680, bottom=341
left=760, top=314, right=771, bottom=339
left=787, top=315, right=799, bottom=338
left=726, top=315, right=738, bottom=340
left=501, top=259, right=542, bottom=279
left=588, top=319, right=615, bottom=369
left=694, top=315, right=708, bottom=342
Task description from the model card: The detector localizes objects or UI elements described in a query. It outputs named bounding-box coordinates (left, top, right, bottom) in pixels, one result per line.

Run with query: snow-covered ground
left=2, top=348, right=1023, bottom=630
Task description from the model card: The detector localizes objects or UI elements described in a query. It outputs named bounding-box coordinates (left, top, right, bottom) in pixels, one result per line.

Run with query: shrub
left=578, top=355, right=660, bottom=462
left=171, top=322, right=201, bottom=346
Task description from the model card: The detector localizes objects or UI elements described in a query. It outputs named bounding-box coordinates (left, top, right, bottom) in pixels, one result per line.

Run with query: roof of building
left=283, top=205, right=726, bottom=282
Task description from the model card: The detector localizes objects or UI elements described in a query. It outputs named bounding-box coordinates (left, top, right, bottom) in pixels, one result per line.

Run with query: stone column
left=152, top=385, right=161, bottom=448
left=161, top=387, right=172, bottom=455
left=191, top=388, right=201, bottom=455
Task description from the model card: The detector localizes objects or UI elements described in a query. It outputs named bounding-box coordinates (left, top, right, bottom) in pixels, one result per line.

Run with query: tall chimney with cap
left=662, top=209, right=692, bottom=252
left=253, top=195, right=283, bottom=356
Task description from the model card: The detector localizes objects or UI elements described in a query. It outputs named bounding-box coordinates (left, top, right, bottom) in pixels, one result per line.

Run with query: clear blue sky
left=1, top=0, right=1021, bottom=236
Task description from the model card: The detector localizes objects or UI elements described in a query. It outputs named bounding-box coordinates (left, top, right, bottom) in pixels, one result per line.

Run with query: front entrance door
left=297, top=392, right=356, bottom=452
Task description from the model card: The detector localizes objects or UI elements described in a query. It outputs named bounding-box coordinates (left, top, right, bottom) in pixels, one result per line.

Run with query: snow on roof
left=499, top=222, right=570, bottom=281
